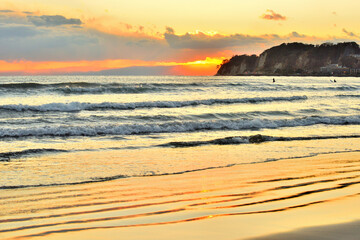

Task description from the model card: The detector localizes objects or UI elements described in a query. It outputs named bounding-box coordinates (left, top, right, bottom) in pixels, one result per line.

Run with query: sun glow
left=183, top=57, right=225, bottom=65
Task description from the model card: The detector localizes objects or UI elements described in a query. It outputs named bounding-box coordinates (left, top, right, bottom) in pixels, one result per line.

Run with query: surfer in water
left=273, top=78, right=275, bottom=83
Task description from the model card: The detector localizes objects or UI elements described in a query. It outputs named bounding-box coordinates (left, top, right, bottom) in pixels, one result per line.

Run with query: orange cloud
left=260, top=10, right=286, bottom=21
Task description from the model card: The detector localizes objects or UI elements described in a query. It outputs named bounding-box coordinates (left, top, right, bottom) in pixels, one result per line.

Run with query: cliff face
left=216, top=42, right=360, bottom=76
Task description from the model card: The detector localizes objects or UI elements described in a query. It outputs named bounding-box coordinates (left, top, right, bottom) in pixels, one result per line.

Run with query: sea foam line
left=0, top=82, right=206, bottom=89
left=0, top=149, right=68, bottom=161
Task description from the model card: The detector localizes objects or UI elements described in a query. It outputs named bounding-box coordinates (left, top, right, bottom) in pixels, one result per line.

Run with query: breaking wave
left=0, top=96, right=308, bottom=112
left=160, top=134, right=360, bottom=148
left=1, top=115, right=360, bottom=138
left=0, top=82, right=208, bottom=94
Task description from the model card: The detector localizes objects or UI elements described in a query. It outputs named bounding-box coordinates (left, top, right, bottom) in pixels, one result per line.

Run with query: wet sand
left=1, top=151, right=360, bottom=240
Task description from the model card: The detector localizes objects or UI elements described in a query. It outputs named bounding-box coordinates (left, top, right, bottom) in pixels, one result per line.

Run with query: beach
left=1, top=150, right=360, bottom=240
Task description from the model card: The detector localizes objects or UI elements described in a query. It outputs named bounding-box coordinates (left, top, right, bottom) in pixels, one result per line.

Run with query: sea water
left=1, top=75, right=360, bottom=188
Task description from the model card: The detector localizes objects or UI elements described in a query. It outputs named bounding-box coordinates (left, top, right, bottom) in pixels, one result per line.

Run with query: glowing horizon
left=0, top=57, right=225, bottom=76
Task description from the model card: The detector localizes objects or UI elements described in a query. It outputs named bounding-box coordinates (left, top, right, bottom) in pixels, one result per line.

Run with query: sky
left=0, top=0, right=359, bottom=75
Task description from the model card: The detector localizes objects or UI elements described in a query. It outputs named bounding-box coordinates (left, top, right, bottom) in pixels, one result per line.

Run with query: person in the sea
left=334, top=79, right=337, bottom=82
left=273, top=78, right=275, bottom=83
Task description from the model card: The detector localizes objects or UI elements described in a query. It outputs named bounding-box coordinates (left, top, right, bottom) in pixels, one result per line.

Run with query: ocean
left=1, top=75, right=360, bottom=187
left=1, top=75, right=360, bottom=239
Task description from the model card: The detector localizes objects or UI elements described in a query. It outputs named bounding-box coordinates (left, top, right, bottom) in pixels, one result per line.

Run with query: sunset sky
left=0, top=0, right=359, bottom=75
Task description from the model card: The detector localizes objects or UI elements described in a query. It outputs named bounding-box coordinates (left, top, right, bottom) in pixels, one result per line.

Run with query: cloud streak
left=342, top=28, right=359, bottom=38
left=260, top=10, right=286, bottom=21
left=0, top=9, right=14, bottom=13
left=28, top=15, right=82, bottom=26
left=164, top=29, right=268, bottom=49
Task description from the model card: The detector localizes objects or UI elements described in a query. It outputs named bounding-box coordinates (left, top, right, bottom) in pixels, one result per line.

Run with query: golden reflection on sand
left=1, top=151, right=360, bottom=240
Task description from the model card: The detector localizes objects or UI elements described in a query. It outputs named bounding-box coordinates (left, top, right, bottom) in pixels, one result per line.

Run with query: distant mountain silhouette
left=217, top=42, right=360, bottom=76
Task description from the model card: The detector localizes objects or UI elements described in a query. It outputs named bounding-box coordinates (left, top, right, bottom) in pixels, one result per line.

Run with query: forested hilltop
left=216, top=42, right=360, bottom=76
